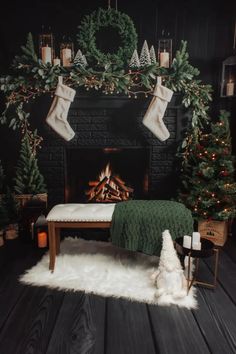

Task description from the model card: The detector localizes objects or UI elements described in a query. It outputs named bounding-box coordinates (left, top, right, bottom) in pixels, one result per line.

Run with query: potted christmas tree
left=14, top=134, right=47, bottom=207
left=177, top=111, right=236, bottom=245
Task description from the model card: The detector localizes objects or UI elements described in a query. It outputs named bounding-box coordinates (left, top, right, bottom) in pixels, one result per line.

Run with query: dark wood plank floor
left=0, top=235, right=236, bottom=354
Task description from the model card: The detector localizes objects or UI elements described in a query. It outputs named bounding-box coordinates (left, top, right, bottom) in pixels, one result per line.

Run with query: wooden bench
left=46, top=203, right=115, bottom=272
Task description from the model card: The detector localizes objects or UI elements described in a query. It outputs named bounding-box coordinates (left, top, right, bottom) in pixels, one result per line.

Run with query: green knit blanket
left=110, top=200, right=193, bottom=256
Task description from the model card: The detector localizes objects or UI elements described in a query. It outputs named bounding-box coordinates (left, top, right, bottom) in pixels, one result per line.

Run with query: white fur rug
left=20, top=238, right=197, bottom=308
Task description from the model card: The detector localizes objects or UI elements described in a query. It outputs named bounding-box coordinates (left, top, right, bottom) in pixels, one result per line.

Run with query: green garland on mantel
left=0, top=31, right=212, bottom=159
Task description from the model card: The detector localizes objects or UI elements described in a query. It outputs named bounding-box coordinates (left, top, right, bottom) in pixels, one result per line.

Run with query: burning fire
left=86, top=163, right=133, bottom=202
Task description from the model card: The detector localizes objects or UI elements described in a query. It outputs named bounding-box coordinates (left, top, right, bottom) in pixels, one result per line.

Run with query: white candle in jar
left=53, top=57, right=61, bottom=66
left=41, top=45, right=52, bottom=64
left=62, top=48, right=72, bottom=67
left=160, top=50, right=169, bottom=68
left=226, top=81, right=234, bottom=96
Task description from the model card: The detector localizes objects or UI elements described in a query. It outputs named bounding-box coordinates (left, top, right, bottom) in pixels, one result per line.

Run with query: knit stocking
left=142, top=82, right=173, bottom=141
left=46, top=83, right=76, bottom=141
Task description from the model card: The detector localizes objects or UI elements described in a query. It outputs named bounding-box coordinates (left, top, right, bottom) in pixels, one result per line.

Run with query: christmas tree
left=129, top=49, right=140, bottom=69
left=74, top=49, right=87, bottom=67
left=14, top=135, right=47, bottom=194
left=178, top=111, right=236, bottom=221
left=149, top=45, right=157, bottom=64
left=139, top=40, right=151, bottom=67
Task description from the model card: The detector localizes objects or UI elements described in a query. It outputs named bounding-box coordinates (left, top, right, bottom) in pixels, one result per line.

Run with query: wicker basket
left=15, top=193, right=48, bottom=208
left=198, top=220, right=228, bottom=246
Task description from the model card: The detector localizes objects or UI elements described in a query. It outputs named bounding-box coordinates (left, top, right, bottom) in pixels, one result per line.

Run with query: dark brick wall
left=37, top=93, right=185, bottom=207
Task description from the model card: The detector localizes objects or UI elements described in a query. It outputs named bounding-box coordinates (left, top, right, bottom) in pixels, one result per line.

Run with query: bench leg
left=55, top=227, right=61, bottom=255
left=48, top=222, right=56, bottom=273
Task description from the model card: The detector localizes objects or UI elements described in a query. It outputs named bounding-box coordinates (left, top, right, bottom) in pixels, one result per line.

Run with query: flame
left=99, top=163, right=112, bottom=180
left=86, top=162, right=133, bottom=202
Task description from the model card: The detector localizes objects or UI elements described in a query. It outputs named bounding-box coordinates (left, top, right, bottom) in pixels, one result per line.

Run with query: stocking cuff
left=153, top=84, right=173, bottom=102
left=55, top=83, right=76, bottom=102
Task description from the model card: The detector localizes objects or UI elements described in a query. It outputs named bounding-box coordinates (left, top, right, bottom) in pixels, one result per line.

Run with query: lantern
left=220, top=21, right=236, bottom=97
left=220, top=55, right=236, bottom=97
left=158, top=38, right=172, bottom=68
left=39, top=27, right=55, bottom=64
left=60, top=37, right=74, bottom=67
left=34, top=214, right=48, bottom=248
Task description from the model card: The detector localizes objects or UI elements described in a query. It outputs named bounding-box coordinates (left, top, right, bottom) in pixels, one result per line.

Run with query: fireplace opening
left=65, top=147, right=150, bottom=203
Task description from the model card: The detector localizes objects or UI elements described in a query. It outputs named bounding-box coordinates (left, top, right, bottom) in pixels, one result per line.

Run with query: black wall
left=0, top=0, right=236, bottom=183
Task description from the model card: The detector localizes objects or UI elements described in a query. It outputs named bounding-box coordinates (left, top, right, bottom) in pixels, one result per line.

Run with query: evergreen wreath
left=77, top=8, right=138, bottom=68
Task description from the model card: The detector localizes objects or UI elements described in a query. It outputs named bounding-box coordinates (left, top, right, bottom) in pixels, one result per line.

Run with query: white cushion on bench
left=46, top=203, right=115, bottom=222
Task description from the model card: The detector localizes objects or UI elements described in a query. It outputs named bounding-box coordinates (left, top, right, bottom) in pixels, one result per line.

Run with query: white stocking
left=46, top=83, right=76, bottom=141
left=142, top=81, right=173, bottom=141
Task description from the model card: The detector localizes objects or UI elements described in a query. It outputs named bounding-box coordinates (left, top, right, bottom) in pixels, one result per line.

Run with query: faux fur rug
left=20, top=238, right=197, bottom=308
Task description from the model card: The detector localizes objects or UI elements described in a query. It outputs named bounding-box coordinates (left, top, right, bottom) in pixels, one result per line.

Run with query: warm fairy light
left=212, top=193, right=215, bottom=197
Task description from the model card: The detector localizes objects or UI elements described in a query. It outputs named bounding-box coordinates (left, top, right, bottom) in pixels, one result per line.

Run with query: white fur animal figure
left=151, top=230, right=187, bottom=299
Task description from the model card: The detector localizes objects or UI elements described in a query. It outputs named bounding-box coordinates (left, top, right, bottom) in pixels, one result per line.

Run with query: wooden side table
left=175, top=237, right=219, bottom=293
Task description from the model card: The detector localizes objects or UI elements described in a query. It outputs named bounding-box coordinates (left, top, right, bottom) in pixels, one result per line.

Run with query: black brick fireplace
left=37, top=93, right=186, bottom=208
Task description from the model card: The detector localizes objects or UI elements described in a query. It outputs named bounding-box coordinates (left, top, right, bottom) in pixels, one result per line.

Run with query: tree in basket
left=14, top=134, right=47, bottom=196
left=177, top=111, right=236, bottom=244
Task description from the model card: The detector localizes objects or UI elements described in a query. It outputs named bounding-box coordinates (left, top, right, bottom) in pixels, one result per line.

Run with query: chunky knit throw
left=110, top=200, right=193, bottom=256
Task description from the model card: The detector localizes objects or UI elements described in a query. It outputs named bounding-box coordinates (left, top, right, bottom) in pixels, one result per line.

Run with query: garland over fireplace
left=37, top=94, right=185, bottom=207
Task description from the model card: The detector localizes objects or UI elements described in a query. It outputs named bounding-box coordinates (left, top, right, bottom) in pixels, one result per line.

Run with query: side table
left=175, top=237, right=219, bottom=293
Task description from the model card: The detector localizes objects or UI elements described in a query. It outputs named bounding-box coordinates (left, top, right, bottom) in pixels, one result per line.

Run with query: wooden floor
left=0, top=234, right=236, bottom=354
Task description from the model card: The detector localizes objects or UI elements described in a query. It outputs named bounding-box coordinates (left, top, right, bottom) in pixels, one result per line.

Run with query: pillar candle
left=42, top=45, right=52, bottom=64
left=62, top=48, right=72, bottom=67
left=183, top=235, right=192, bottom=249
left=192, top=241, right=201, bottom=250
left=226, top=81, right=234, bottom=96
left=53, top=58, right=61, bottom=66
left=160, top=51, right=170, bottom=68
left=38, top=231, right=47, bottom=248
left=192, top=232, right=200, bottom=244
